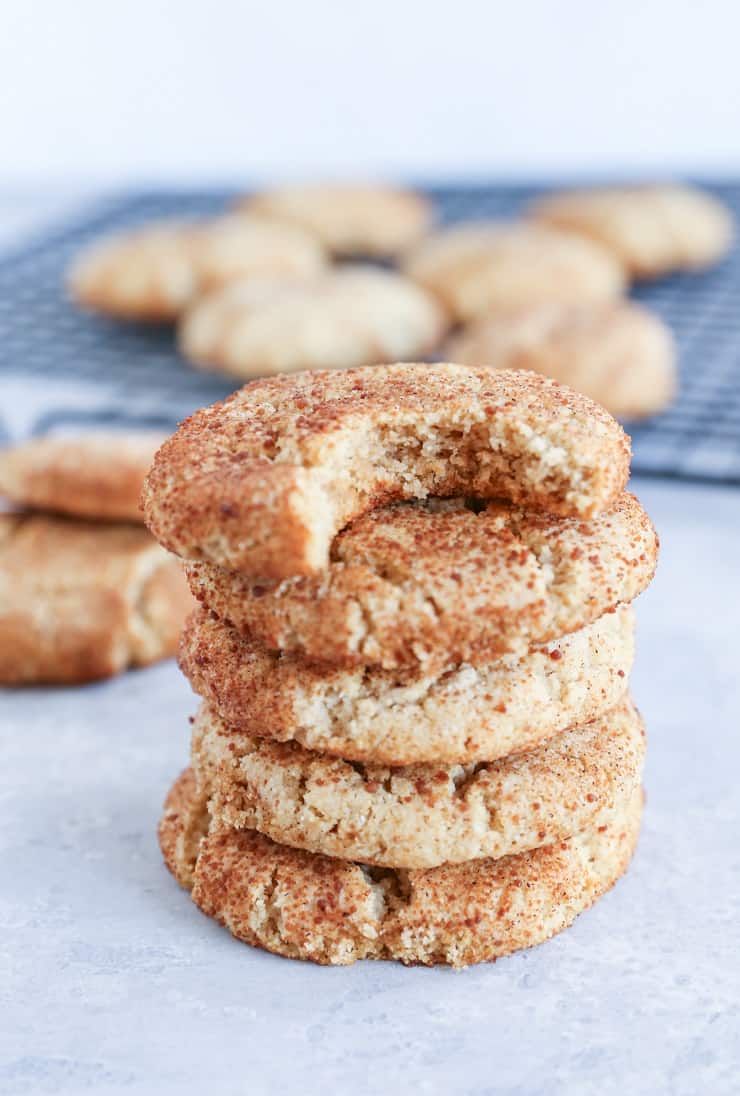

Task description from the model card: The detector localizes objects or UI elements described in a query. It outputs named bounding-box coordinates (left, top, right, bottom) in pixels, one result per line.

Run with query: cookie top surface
left=0, top=511, right=161, bottom=586
left=67, top=215, right=326, bottom=320
left=160, top=767, right=642, bottom=966
left=0, top=513, right=191, bottom=683
left=179, top=605, right=634, bottom=765
left=530, top=184, right=734, bottom=277
left=143, top=364, right=631, bottom=578
left=194, top=696, right=644, bottom=869
left=187, top=492, right=656, bottom=670
left=447, top=301, right=676, bottom=419
left=241, top=183, right=433, bottom=257
left=0, top=432, right=166, bottom=522
left=178, top=266, right=448, bottom=379
left=402, top=221, right=626, bottom=321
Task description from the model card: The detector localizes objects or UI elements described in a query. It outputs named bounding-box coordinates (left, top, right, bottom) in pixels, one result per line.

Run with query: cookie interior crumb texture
left=143, top=364, right=631, bottom=578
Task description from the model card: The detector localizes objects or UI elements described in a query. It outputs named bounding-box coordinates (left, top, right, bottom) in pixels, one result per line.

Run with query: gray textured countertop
left=2, top=476, right=739, bottom=1096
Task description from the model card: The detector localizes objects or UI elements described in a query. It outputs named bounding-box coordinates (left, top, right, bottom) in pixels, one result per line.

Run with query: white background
left=2, top=0, right=740, bottom=186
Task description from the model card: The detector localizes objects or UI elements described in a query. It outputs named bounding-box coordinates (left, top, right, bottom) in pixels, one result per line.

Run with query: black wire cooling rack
left=1, top=185, right=739, bottom=484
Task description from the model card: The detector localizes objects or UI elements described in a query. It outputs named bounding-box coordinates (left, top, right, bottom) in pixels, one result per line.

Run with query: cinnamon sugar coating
left=447, top=302, right=676, bottom=420
left=143, top=364, right=631, bottom=578
left=0, top=513, right=192, bottom=684
left=0, top=432, right=165, bottom=523
left=193, top=696, right=645, bottom=869
left=179, top=605, right=634, bottom=765
left=160, top=768, right=642, bottom=967
left=186, top=492, right=655, bottom=670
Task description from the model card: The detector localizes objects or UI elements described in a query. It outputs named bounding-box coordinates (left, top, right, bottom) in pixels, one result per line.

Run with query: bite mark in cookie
left=143, top=364, right=631, bottom=578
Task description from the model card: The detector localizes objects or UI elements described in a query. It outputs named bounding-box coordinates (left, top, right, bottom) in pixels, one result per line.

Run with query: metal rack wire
left=1, top=185, right=738, bottom=482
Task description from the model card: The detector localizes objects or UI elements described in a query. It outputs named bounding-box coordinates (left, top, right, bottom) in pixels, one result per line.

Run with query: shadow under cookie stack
left=145, top=363, right=658, bottom=968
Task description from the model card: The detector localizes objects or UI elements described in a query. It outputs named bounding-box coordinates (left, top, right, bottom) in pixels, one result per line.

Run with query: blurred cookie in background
left=241, top=183, right=433, bottom=258
left=178, top=266, right=448, bottom=379
left=530, top=184, right=734, bottom=278
left=0, top=514, right=191, bottom=685
left=67, top=215, right=326, bottom=321
left=446, top=301, right=676, bottom=419
left=402, top=221, right=626, bottom=322
left=0, top=431, right=166, bottom=522
left=0, top=432, right=193, bottom=684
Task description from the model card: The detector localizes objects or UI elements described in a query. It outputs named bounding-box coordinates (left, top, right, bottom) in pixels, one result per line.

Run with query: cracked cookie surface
left=179, top=604, right=634, bottom=765
left=160, top=767, right=642, bottom=966
left=143, top=364, right=631, bottom=578
left=186, top=492, right=655, bottom=670
left=240, top=183, right=433, bottom=258
left=192, top=696, right=644, bottom=869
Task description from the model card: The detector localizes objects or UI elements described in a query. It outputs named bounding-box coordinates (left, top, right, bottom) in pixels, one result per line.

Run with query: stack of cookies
left=144, top=363, right=658, bottom=967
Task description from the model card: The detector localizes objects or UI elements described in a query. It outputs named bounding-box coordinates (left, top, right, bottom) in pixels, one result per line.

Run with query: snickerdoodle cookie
left=530, top=184, right=733, bottom=278
left=178, top=267, right=447, bottom=379
left=186, top=492, right=656, bottom=670
left=447, top=301, right=676, bottom=419
left=241, top=183, right=433, bottom=257
left=0, top=432, right=165, bottom=523
left=402, top=222, right=626, bottom=322
left=67, top=216, right=326, bottom=321
left=0, top=513, right=192, bottom=684
left=179, top=605, right=634, bottom=765
left=142, top=365, right=631, bottom=578
left=160, top=767, right=642, bottom=966
left=192, top=696, right=644, bottom=869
